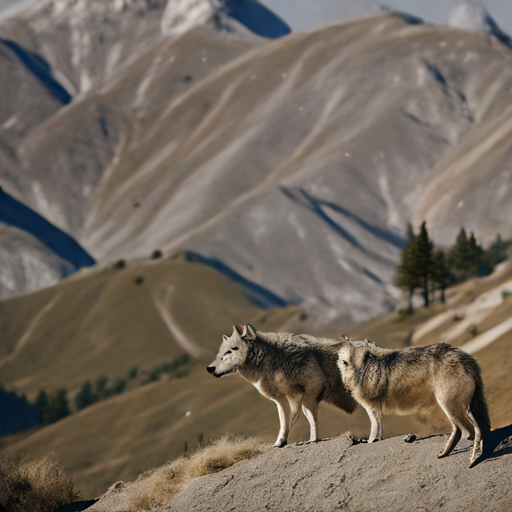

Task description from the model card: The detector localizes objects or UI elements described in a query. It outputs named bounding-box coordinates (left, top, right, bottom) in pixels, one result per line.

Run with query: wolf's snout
left=206, top=366, right=216, bottom=374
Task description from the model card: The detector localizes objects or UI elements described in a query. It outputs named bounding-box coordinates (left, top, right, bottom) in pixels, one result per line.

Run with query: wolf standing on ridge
left=207, top=325, right=357, bottom=447
left=337, top=338, right=491, bottom=465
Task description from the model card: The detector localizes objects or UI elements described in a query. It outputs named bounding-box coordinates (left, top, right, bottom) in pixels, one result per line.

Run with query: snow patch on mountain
left=161, top=0, right=219, bottom=36
left=161, top=0, right=291, bottom=38
left=449, top=0, right=512, bottom=47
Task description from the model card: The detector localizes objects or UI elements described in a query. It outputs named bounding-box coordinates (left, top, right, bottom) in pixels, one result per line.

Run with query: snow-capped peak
left=449, top=0, right=512, bottom=47
left=161, top=0, right=221, bottom=36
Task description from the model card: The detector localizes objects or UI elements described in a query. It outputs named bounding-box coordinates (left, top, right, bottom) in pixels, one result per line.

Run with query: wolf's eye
left=231, top=347, right=239, bottom=351
left=225, top=350, right=232, bottom=356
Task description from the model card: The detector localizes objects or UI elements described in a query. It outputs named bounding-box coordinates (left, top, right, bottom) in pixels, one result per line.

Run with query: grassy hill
left=2, top=258, right=512, bottom=497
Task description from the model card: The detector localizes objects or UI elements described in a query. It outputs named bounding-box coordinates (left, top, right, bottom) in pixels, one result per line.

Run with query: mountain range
left=1, top=1, right=512, bottom=498
left=2, top=2, right=512, bottom=323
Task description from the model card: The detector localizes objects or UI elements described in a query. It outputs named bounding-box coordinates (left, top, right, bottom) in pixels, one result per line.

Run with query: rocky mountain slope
left=2, top=6, right=512, bottom=322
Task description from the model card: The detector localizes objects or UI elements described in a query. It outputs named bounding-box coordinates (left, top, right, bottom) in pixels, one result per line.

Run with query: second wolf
left=207, top=325, right=357, bottom=447
left=337, top=338, right=491, bottom=464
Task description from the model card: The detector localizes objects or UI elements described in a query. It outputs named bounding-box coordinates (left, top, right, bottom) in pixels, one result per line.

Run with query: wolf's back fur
left=242, top=332, right=357, bottom=413
left=338, top=339, right=490, bottom=464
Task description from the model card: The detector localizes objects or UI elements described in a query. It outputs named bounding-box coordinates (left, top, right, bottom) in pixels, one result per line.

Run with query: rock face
left=0, top=223, right=73, bottom=299
left=449, top=0, right=512, bottom=46
left=2, top=7, right=512, bottom=320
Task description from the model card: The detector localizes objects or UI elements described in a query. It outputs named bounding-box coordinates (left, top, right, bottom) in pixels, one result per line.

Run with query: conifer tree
left=432, top=250, right=453, bottom=303
left=45, top=389, right=70, bottom=425
left=449, top=227, right=471, bottom=280
left=394, top=237, right=421, bottom=314
left=34, top=389, right=48, bottom=421
left=75, top=381, right=98, bottom=411
left=468, top=232, right=484, bottom=275
left=411, top=222, right=433, bottom=307
left=487, top=234, right=508, bottom=267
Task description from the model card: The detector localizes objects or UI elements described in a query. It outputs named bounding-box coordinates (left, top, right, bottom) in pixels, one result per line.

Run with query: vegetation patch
left=395, top=224, right=509, bottom=313
left=0, top=452, right=82, bottom=512
left=90, top=436, right=268, bottom=512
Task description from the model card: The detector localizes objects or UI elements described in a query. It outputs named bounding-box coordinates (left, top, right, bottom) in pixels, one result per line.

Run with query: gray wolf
left=337, top=338, right=491, bottom=465
left=207, top=325, right=357, bottom=447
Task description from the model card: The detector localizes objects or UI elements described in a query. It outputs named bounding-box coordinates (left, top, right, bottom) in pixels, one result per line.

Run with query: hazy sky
left=263, top=0, right=512, bottom=34
left=1, top=0, right=512, bottom=34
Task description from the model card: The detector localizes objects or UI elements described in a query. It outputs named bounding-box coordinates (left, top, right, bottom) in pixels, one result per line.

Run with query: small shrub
left=128, top=366, right=139, bottom=379
left=151, top=250, right=163, bottom=259
left=145, top=366, right=163, bottom=383
left=134, top=276, right=145, bottom=285
left=0, top=452, right=82, bottom=512
left=113, top=260, right=126, bottom=270
left=503, top=290, right=511, bottom=300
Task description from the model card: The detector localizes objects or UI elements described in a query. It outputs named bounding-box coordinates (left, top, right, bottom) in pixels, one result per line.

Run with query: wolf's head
left=337, top=338, right=373, bottom=390
left=207, top=324, right=256, bottom=378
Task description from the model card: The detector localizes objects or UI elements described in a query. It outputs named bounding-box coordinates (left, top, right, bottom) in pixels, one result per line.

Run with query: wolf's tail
left=469, top=369, right=491, bottom=438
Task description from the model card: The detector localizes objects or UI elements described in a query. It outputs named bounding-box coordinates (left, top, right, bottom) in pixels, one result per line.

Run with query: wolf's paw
left=274, top=440, right=287, bottom=448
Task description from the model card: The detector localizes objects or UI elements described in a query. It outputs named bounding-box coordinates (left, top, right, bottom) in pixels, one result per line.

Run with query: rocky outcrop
left=90, top=434, right=512, bottom=511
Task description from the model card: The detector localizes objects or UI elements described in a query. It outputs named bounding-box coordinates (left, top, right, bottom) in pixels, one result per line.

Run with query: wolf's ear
left=241, top=324, right=257, bottom=341
left=233, top=325, right=244, bottom=336
left=223, top=335, right=228, bottom=341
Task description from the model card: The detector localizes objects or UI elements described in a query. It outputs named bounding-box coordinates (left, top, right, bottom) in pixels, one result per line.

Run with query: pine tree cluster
left=395, top=224, right=509, bottom=313
left=34, top=389, right=70, bottom=426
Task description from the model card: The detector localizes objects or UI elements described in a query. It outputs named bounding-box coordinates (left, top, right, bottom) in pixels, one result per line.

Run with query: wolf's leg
left=302, top=394, right=319, bottom=442
left=438, top=425, right=462, bottom=458
left=363, top=405, right=382, bottom=443
left=435, top=394, right=466, bottom=457
left=436, top=391, right=474, bottom=458
left=377, top=412, right=384, bottom=440
left=467, top=410, right=482, bottom=465
left=288, top=393, right=304, bottom=430
left=272, top=398, right=291, bottom=447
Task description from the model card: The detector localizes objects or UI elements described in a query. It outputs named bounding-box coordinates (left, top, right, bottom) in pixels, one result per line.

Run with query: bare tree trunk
left=408, top=287, right=414, bottom=314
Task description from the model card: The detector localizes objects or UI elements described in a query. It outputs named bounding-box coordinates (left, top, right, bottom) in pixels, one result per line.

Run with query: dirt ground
left=91, top=433, right=512, bottom=512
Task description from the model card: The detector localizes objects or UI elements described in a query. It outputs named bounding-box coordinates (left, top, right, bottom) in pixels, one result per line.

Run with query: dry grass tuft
left=91, top=436, right=269, bottom=512
left=0, top=452, right=82, bottom=512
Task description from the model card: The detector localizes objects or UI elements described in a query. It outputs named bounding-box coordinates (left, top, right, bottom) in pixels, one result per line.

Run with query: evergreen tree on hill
left=75, top=381, right=98, bottom=411
left=487, top=234, right=509, bottom=267
left=411, top=222, right=434, bottom=308
left=449, top=227, right=488, bottom=280
left=449, top=227, right=471, bottom=280
left=34, top=389, right=48, bottom=421
left=394, top=232, right=421, bottom=314
left=468, top=232, right=484, bottom=275
left=432, top=250, right=453, bottom=304
left=45, top=389, right=70, bottom=425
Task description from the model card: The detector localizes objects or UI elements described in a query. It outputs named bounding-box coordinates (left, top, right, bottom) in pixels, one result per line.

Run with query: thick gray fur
left=338, top=338, right=491, bottom=465
left=208, top=325, right=357, bottom=447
